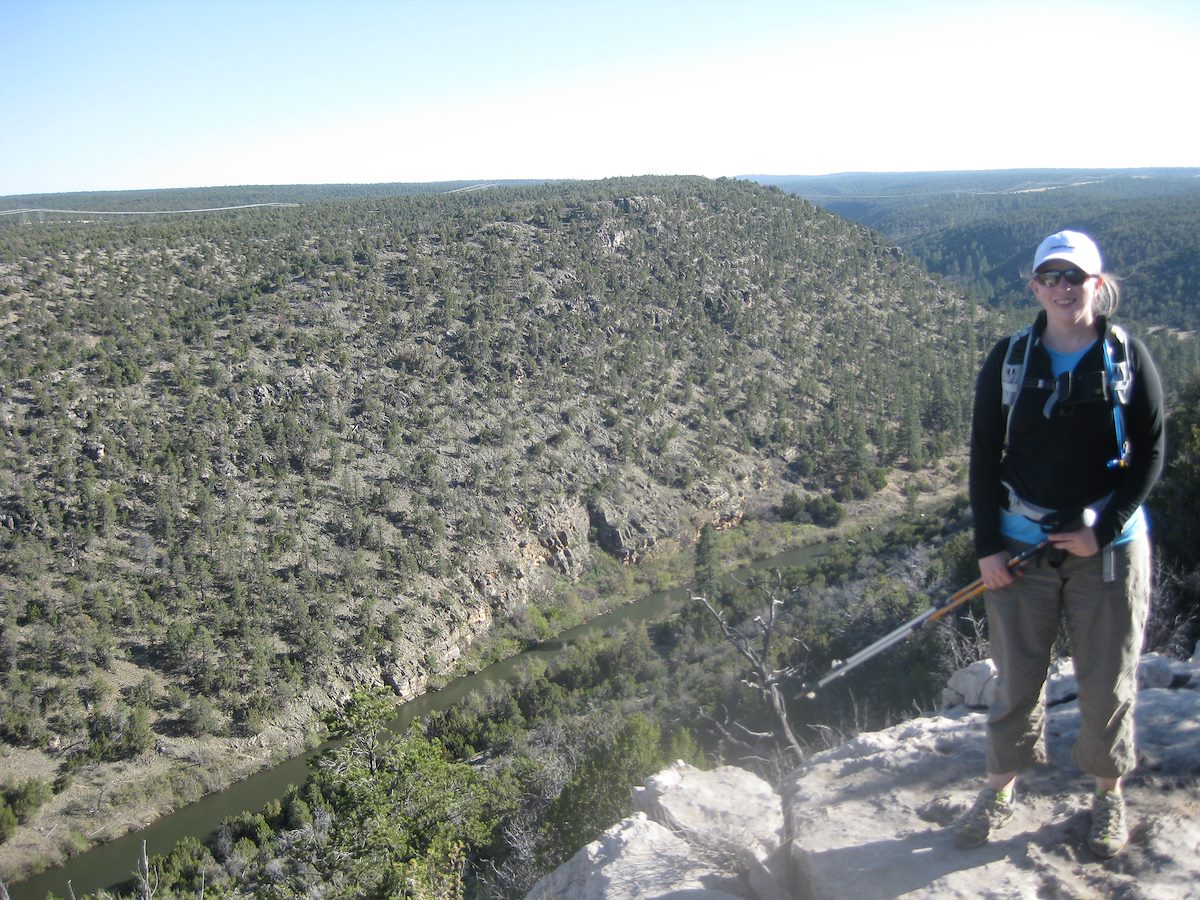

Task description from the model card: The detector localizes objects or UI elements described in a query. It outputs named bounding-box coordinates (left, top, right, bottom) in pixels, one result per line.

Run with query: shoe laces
left=1092, top=791, right=1125, bottom=838
left=967, top=788, right=1012, bottom=823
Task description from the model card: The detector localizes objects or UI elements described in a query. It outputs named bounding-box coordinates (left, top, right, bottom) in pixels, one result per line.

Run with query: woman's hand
left=979, top=552, right=1015, bottom=590
left=1047, top=525, right=1100, bottom=559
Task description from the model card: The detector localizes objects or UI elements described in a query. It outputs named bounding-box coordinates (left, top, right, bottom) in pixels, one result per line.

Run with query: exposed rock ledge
left=527, top=647, right=1200, bottom=899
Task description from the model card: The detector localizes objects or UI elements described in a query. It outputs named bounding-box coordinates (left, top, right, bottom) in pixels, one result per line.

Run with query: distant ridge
left=0, top=202, right=301, bottom=217
left=0, top=178, right=550, bottom=212
left=746, top=167, right=1200, bottom=337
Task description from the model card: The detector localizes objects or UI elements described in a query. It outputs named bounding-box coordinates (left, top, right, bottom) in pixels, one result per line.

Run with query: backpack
left=1000, top=323, right=1132, bottom=469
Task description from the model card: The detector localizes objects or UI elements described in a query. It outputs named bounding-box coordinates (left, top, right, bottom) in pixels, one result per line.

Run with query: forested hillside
left=0, top=176, right=996, bottom=886
left=758, top=169, right=1200, bottom=347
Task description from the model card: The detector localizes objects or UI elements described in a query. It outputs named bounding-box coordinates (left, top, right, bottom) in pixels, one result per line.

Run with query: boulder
left=634, top=762, right=790, bottom=900
left=941, top=659, right=996, bottom=708
left=941, top=658, right=1079, bottom=710
left=524, top=813, right=745, bottom=900
left=1138, top=651, right=1176, bottom=689
left=1045, top=658, right=1078, bottom=705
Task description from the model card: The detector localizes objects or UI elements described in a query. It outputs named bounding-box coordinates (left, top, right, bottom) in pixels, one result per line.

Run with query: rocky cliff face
left=528, top=646, right=1200, bottom=899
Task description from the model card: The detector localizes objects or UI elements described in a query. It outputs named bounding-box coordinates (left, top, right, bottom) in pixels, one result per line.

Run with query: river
left=8, top=539, right=836, bottom=900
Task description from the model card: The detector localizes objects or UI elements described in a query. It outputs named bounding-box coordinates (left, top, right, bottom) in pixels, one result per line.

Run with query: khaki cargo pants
left=983, top=532, right=1151, bottom=779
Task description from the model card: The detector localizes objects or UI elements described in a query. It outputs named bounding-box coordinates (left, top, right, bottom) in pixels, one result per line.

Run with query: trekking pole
left=805, top=539, right=1049, bottom=695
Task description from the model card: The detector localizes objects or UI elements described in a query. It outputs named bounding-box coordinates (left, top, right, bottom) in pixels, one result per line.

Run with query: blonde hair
left=1093, top=272, right=1121, bottom=317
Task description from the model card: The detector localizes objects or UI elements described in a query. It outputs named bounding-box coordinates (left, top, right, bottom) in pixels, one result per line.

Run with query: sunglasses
left=1033, top=268, right=1092, bottom=288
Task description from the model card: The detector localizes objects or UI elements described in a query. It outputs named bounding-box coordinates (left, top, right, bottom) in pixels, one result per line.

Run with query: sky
left=3, top=0, right=1199, bottom=197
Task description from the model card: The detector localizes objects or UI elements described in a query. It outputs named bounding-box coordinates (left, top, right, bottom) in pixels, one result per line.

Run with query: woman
left=959, top=230, right=1165, bottom=857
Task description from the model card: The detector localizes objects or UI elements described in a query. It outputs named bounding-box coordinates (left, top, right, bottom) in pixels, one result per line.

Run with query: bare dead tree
left=90, top=779, right=113, bottom=815
left=940, top=607, right=990, bottom=671
left=693, top=584, right=806, bottom=763
left=135, top=839, right=157, bottom=900
left=699, top=703, right=801, bottom=781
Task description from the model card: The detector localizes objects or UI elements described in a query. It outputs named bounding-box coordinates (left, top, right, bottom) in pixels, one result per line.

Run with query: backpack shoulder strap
left=1001, top=325, right=1034, bottom=448
left=1105, top=324, right=1133, bottom=405
left=1102, top=323, right=1134, bottom=469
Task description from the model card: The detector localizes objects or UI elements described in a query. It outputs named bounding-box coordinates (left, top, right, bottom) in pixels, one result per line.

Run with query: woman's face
left=1030, top=261, right=1100, bottom=329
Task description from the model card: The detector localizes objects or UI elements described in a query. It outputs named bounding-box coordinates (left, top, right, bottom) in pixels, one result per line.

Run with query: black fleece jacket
left=969, top=313, right=1165, bottom=559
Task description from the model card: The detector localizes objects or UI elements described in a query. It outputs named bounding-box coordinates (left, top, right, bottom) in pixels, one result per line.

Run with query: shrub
left=0, top=800, right=17, bottom=842
left=806, top=495, right=845, bottom=527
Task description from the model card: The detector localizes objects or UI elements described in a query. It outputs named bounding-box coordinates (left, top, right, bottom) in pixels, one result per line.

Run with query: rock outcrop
left=528, top=647, right=1200, bottom=898
left=527, top=764, right=788, bottom=900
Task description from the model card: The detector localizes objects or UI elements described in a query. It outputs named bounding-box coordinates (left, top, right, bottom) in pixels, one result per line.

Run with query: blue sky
left=3, top=0, right=1198, bottom=196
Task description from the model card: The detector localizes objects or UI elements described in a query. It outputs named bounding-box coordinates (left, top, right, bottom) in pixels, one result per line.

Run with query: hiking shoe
left=954, top=787, right=1015, bottom=848
left=1088, top=790, right=1128, bottom=858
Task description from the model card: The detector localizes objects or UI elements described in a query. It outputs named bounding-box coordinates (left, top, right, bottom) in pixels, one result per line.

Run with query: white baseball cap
left=1032, top=230, right=1103, bottom=275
